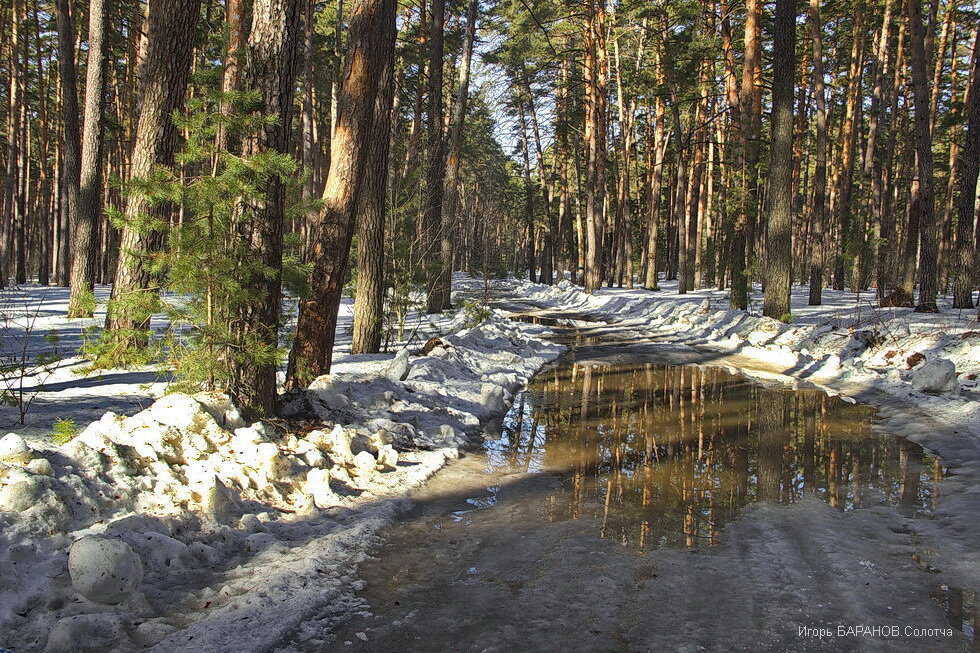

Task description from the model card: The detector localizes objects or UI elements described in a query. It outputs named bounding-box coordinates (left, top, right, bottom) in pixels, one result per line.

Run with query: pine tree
left=763, top=0, right=796, bottom=321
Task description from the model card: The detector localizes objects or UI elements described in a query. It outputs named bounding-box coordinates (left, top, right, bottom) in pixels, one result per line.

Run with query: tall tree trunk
left=288, top=0, right=396, bottom=389
left=672, top=104, right=690, bottom=294
left=763, top=0, right=797, bottom=320
left=54, top=0, right=81, bottom=296
left=423, top=0, right=449, bottom=312
left=439, top=0, right=478, bottom=297
left=952, top=24, right=980, bottom=309
left=868, top=0, right=895, bottom=298
left=643, top=94, right=666, bottom=290
left=523, top=63, right=555, bottom=286
left=106, top=0, right=201, bottom=337
left=907, top=0, right=939, bottom=312
left=806, top=0, right=828, bottom=305
left=730, top=0, right=761, bottom=309
left=68, top=0, right=108, bottom=316
left=230, top=0, right=303, bottom=413
left=832, top=7, right=865, bottom=291
left=583, top=0, right=607, bottom=293
left=351, top=0, right=401, bottom=353
left=879, top=20, right=907, bottom=304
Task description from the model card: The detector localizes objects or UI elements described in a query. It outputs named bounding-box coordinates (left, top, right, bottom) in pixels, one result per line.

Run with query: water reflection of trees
left=495, top=363, right=943, bottom=551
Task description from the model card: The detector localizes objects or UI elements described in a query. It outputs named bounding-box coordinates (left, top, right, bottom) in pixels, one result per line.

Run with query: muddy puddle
left=489, top=361, right=943, bottom=551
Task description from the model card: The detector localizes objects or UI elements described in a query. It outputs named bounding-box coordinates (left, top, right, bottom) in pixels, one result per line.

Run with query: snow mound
left=911, top=358, right=960, bottom=395
left=68, top=536, right=144, bottom=605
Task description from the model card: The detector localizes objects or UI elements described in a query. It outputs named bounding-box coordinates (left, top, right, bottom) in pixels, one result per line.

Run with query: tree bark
left=106, top=0, right=201, bottom=335
left=68, top=0, right=108, bottom=316
left=952, top=24, right=980, bottom=309
left=351, top=0, right=401, bottom=354
left=288, top=0, right=397, bottom=389
left=763, top=0, right=797, bottom=320
left=423, top=0, right=449, bottom=312
left=907, top=0, right=939, bottom=312
left=231, top=0, right=304, bottom=413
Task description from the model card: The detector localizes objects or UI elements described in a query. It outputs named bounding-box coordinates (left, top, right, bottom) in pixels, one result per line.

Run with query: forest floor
left=0, top=277, right=978, bottom=652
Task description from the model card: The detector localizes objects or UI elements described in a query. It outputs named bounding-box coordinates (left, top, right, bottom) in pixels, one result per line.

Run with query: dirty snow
left=0, top=282, right=563, bottom=652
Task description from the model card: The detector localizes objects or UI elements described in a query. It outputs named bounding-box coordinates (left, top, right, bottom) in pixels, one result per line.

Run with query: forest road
left=273, top=311, right=974, bottom=653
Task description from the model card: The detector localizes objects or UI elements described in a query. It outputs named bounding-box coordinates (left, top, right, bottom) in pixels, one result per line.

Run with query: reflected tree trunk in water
left=899, top=438, right=923, bottom=507
left=756, top=391, right=784, bottom=502
left=505, top=361, right=938, bottom=551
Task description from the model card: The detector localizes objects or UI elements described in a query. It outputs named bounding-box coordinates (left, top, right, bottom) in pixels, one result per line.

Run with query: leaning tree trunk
left=763, top=0, right=797, bottom=321
left=952, top=24, right=980, bottom=309
left=907, top=0, right=939, bottom=313
left=105, top=0, right=201, bottom=340
left=287, top=0, right=397, bottom=389
left=67, top=0, right=108, bottom=317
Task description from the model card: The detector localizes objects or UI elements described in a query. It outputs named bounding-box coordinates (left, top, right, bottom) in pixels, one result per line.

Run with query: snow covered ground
left=0, top=281, right=563, bottom=652
left=0, top=284, right=470, bottom=443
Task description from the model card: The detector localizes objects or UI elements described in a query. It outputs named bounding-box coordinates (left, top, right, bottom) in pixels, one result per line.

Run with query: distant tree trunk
left=288, top=0, right=396, bottom=389
left=439, top=0, right=478, bottom=295
left=105, top=0, right=201, bottom=336
left=68, top=0, right=108, bottom=317
left=644, top=78, right=666, bottom=290
left=54, top=0, right=81, bottom=297
left=952, top=24, right=980, bottom=309
left=763, top=0, right=796, bottom=321
left=730, top=0, right=761, bottom=310
left=230, top=0, right=303, bottom=413
left=806, top=0, right=827, bottom=305
left=523, top=62, right=555, bottom=286
left=832, top=9, right=865, bottom=292
left=351, top=0, right=401, bottom=354
left=612, top=36, right=635, bottom=290
left=671, top=104, right=690, bottom=294
left=868, top=0, right=895, bottom=298
left=517, top=100, right=537, bottom=283
left=907, top=0, right=939, bottom=312
left=879, top=20, right=907, bottom=305
left=582, top=0, right=607, bottom=293
left=423, top=0, right=449, bottom=312
left=556, top=48, right=574, bottom=282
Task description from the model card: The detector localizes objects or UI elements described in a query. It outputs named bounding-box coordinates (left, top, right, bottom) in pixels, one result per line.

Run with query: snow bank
left=0, top=312, right=564, bottom=652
